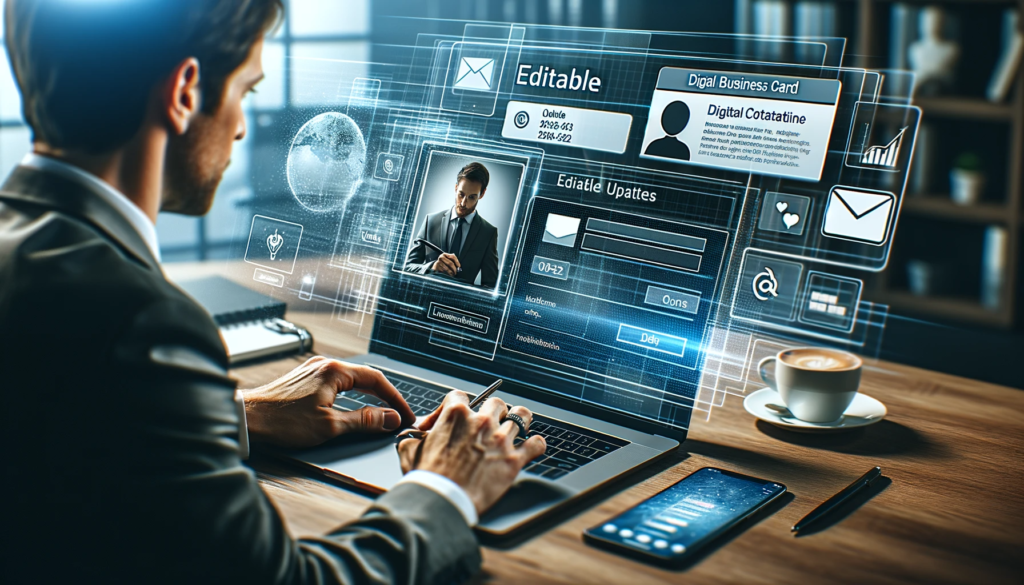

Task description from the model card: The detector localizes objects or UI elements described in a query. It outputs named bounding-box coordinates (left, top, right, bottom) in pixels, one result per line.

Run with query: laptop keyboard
left=515, top=416, right=629, bottom=480
left=337, top=376, right=448, bottom=417
left=334, top=372, right=629, bottom=480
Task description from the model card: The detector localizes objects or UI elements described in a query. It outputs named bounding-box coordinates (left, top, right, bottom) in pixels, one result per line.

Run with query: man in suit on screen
left=403, top=162, right=500, bottom=288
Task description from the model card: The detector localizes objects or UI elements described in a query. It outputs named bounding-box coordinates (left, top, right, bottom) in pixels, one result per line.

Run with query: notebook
left=176, top=276, right=313, bottom=364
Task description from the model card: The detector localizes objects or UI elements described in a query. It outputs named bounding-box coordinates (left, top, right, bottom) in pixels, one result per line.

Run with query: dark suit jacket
left=403, top=209, right=499, bottom=288
left=0, top=165, right=481, bottom=584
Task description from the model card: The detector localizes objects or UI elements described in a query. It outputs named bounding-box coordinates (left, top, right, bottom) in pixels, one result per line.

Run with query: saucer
left=743, top=388, right=887, bottom=433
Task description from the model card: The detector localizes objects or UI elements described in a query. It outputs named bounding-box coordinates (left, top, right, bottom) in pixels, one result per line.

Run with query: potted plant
left=949, top=152, right=985, bottom=205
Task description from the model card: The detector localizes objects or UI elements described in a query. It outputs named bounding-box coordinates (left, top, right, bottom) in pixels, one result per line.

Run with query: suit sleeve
left=112, top=296, right=481, bottom=585
left=480, top=227, right=499, bottom=288
left=403, top=216, right=434, bottom=275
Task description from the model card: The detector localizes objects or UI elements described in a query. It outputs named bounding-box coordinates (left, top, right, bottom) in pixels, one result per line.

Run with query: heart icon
left=783, top=213, right=800, bottom=229
left=776, top=202, right=788, bottom=213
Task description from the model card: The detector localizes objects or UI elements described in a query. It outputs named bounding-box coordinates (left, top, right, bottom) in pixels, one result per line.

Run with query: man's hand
left=397, top=391, right=546, bottom=515
left=431, top=253, right=461, bottom=277
left=241, top=357, right=416, bottom=448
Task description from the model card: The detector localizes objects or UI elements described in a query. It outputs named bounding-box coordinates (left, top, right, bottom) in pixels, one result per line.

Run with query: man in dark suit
left=403, top=162, right=500, bottom=288
left=0, top=1, right=545, bottom=583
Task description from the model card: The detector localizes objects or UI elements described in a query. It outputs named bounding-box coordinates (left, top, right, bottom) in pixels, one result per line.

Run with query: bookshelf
left=864, top=0, right=1022, bottom=328
left=738, top=0, right=1024, bottom=328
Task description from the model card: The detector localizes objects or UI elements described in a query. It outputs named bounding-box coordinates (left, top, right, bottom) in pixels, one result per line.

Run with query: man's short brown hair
left=4, top=0, right=282, bottom=153
left=456, top=162, right=490, bottom=192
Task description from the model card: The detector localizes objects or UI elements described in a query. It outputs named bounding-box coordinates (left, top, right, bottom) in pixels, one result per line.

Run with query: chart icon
left=860, top=127, right=906, bottom=168
left=844, top=102, right=919, bottom=174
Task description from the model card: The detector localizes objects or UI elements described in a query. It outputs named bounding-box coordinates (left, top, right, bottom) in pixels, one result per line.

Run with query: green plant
left=953, top=152, right=984, bottom=172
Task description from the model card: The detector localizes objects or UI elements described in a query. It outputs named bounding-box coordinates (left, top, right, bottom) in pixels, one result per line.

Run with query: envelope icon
left=822, top=187, right=895, bottom=246
left=542, top=214, right=581, bottom=247
left=454, top=57, right=495, bottom=91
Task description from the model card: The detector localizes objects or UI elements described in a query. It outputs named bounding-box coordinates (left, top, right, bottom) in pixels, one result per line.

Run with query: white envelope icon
left=542, top=214, right=581, bottom=247
left=822, top=187, right=895, bottom=246
left=454, top=57, right=495, bottom=91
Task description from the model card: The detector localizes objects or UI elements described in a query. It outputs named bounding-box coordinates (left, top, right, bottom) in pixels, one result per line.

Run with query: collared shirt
left=20, top=153, right=162, bottom=262
left=446, top=205, right=476, bottom=253
left=20, top=153, right=480, bottom=528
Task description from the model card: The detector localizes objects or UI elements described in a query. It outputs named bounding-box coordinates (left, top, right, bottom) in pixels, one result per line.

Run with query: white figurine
left=908, top=7, right=960, bottom=95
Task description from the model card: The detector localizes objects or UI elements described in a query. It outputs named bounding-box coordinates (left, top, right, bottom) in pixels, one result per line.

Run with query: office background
left=1, top=0, right=1020, bottom=387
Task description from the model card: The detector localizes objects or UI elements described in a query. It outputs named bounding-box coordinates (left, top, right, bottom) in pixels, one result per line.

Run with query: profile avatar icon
left=644, top=101, right=691, bottom=161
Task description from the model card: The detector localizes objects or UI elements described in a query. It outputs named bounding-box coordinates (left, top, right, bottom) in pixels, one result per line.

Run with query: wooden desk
left=224, top=309, right=1024, bottom=584
left=170, top=253, right=1023, bottom=582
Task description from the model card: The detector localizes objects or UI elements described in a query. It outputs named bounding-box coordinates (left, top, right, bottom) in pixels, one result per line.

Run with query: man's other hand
left=241, top=357, right=416, bottom=448
left=397, top=391, right=546, bottom=515
left=431, top=253, right=461, bottom=277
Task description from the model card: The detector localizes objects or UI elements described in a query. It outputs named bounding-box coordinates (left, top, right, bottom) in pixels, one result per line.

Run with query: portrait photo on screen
left=402, top=151, right=525, bottom=292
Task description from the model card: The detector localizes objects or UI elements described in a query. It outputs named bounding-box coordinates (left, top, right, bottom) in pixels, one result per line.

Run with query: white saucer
left=743, top=388, right=887, bottom=432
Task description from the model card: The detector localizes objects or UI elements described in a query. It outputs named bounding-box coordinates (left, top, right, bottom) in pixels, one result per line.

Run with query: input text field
left=585, top=218, right=707, bottom=253
left=581, top=234, right=702, bottom=272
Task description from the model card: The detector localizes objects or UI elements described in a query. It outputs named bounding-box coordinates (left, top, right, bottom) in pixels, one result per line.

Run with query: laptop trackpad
left=294, top=434, right=405, bottom=491
left=296, top=435, right=574, bottom=532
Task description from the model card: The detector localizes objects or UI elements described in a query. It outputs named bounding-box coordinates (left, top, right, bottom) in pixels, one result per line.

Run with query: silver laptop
left=288, top=353, right=680, bottom=536
left=282, top=169, right=730, bottom=535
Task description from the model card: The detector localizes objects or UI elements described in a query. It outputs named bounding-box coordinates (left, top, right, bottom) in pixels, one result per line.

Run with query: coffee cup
left=757, top=347, right=862, bottom=423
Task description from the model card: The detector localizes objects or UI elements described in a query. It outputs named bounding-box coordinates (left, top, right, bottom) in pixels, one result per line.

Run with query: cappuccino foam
left=781, top=348, right=859, bottom=371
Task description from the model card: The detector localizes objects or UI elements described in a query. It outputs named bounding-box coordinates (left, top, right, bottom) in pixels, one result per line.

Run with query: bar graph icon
left=860, top=127, right=906, bottom=168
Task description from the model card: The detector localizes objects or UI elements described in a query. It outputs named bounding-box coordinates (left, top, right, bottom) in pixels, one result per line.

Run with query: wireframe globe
left=286, top=112, right=366, bottom=212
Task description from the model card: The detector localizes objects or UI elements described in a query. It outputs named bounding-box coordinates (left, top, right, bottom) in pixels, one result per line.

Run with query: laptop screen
left=371, top=139, right=742, bottom=434
left=280, top=24, right=917, bottom=436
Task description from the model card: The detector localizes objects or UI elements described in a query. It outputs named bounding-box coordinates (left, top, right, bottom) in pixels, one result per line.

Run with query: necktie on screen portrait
left=450, top=217, right=464, bottom=255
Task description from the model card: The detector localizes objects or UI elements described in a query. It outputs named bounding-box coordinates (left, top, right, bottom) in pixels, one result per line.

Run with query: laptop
left=283, top=147, right=729, bottom=536
left=288, top=355, right=679, bottom=535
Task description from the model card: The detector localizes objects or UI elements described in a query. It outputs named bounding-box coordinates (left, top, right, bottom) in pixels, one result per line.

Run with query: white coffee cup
left=758, top=347, right=862, bottom=422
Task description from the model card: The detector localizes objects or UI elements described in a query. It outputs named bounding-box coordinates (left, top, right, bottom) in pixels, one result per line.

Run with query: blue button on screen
left=616, top=324, right=687, bottom=357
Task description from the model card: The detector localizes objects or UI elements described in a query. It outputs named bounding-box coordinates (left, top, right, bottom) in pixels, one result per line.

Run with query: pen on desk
left=414, top=238, right=461, bottom=273
left=792, top=466, right=882, bottom=534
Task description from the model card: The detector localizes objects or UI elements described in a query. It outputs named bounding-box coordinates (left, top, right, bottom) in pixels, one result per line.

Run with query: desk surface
left=222, top=311, right=1023, bottom=585
left=169, top=246, right=1024, bottom=584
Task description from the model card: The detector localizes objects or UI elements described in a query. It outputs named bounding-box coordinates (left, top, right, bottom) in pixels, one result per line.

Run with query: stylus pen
left=414, top=238, right=461, bottom=273
left=468, top=379, right=503, bottom=409
left=792, top=466, right=882, bottom=533
left=408, top=379, right=504, bottom=435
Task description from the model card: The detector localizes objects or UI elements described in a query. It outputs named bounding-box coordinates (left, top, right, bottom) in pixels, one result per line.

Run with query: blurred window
left=0, top=1, right=372, bottom=262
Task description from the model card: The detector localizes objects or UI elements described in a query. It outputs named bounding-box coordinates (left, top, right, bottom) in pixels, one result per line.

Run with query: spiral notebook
left=176, top=276, right=313, bottom=364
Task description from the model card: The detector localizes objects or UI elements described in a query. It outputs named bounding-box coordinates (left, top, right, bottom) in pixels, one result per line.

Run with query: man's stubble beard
left=161, top=119, right=227, bottom=216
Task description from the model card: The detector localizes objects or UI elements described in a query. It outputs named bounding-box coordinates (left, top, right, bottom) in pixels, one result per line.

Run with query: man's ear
left=164, top=58, right=201, bottom=135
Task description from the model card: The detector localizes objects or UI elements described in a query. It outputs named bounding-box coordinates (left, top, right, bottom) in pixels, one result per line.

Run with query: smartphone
left=583, top=467, right=786, bottom=565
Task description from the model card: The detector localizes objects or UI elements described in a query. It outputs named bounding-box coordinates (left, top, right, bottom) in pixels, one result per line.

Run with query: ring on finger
left=394, top=430, right=427, bottom=450
left=502, top=412, right=529, bottom=438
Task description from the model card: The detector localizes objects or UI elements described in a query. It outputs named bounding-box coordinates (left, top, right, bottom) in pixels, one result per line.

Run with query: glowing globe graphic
left=286, top=112, right=366, bottom=212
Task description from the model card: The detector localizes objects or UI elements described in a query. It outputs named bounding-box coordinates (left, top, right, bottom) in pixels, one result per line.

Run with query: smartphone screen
left=584, top=467, right=786, bottom=562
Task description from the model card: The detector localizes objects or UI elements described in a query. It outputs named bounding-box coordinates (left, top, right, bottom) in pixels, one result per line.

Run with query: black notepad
left=176, top=276, right=312, bottom=364
left=177, top=275, right=287, bottom=325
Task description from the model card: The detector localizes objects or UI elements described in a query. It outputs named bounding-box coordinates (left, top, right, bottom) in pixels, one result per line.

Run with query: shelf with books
left=901, top=197, right=1015, bottom=223
left=883, top=0, right=1022, bottom=327
left=736, top=0, right=1022, bottom=328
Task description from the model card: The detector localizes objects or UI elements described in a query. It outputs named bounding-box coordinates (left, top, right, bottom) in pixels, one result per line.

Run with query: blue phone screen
left=588, top=467, right=784, bottom=558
